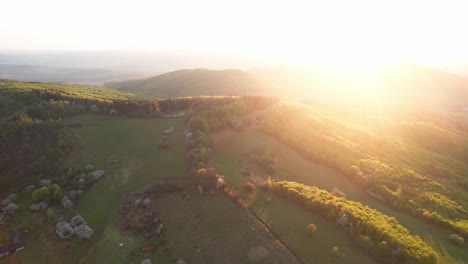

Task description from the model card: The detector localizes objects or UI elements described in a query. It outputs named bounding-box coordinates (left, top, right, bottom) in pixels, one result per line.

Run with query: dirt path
left=244, top=207, right=304, bottom=264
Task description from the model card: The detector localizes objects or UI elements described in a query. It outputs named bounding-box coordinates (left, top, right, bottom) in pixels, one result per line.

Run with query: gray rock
left=56, top=221, right=75, bottom=240
left=156, top=223, right=164, bottom=236
left=24, top=185, right=37, bottom=193
left=62, top=196, right=74, bottom=210
left=30, top=202, right=48, bottom=212
left=1, top=199, right=11, bottom=207
left=38, top=179, right=51, bottom=187
left=143, top=198, right=151, bottom=208
left=70, top=215, right=86, bottom=227
left=134, top=199, right=141, bottom=208
left=74, top=223, right=93, bottom=240
left=177, top=259, right=187, bottom=264
left=85, top=164, right=94, bottom=172
left=0, top=213, right=10, bottom=225
left=88, top=170, right=105, bottom=181
left=78, top=178, right=85, bottom=187
left=77, top=190, right=85, bottom=197
left=7, top=194, right=17, bottom=202
left=141, top=259, right=152, bottom=264
left=3, top=203, right=18, bottom=215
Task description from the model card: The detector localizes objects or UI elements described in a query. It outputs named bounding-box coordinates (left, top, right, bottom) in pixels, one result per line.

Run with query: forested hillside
left=0, top=80, right=163, bottom=186
left=262, top=101, right=468, bottom=237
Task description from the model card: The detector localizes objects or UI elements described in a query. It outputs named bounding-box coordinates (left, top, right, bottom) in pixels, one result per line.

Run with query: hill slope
left=105, top=68, right=277, bottom=98
left=252, top=63, right=468, bottom=109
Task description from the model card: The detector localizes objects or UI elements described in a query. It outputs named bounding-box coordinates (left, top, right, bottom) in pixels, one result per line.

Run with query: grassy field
left=212, top=129, right=468, bottom=264
left=6, top=114, right=304, bottom=264
left=9, top=114, right=187, bottom=264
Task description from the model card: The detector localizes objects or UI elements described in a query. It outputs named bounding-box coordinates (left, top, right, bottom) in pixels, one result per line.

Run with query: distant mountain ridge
left=105, top=68, right=277, bottom=98
left=106, top=64, right=468, bottom=110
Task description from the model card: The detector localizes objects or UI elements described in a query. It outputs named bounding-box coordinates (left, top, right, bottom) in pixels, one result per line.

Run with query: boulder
left=3, top=203, right=18, bottom=215
left=141, top=259, right=152, bottom=264
left=177, top=259, right=187, bottom=264
left=30, top=202, right=48, bottom=212
left=1, top=199, right=11, bottom=207
left=56, top=221, right=75, bottom=240
left=62, top=196, right=74, bottom=210
left=78, top=178, right=85, bottom=188
left=0, top=213, right=10, bottom=225
left=76, top=190, right=85, bottom=197
left=70, top=215, right=86, bottom=227
left=24, top=185, right=37, bottom=193
left=38, top=179, right=51, bottom=187
left=7, top=194, right=17, bottom=202
left=156, top=223, right=164, bottom=236
left=134, top=199, right=141, bottom=208
left=85, top=164, right=94, bottom=172
left=143, top=198, right=151, bottom=208
left=88, top=170, right=105, bottom=181
left=74, top=224, right=93, bottom=240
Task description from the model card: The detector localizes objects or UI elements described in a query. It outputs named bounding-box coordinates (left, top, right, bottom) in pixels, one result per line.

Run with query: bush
left=448, top=233, right=464, bottom=246
left=226, top=189, right=240, bottom=200
left=52, top=188, right=64, bottom=203
left=307, top=224, right=317, bottom=235
left=32, top=186, right=52, bottom=202
left=331, top=187, right=346, bottom=198
left=243, top=182, right=256, bottom=193
left=237, top=198, right=248, bottom=209
left=332, top=246, right=341, bottom=256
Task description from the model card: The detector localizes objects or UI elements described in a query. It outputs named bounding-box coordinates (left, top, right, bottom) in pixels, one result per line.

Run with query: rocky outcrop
left=75, top=224, right=94, bottom=240
left=38, top=179, right=51, bottom=187
left=71, top=215, right=93, bottom=239
left=141, top=259, right=152, bottom=264
left=30, top=202, right=48, bottom=212
left=1, top=199, right=11, bottom=207
left=88, top=170, right=105, bottom=181
left=70, top=215, right=85, bottom=227
left=3, top=203, right=18, bottom=215
left=24, top=185, right=37, bottom=193
left=62, top=196, right=74, bottom=210
left=7, top=194, right=17, bottom=202
left=86, top=164, right=94, bottom=172
left=56, top=215, right=94, bottom=240
left=56, top=221, right=75, bottom=240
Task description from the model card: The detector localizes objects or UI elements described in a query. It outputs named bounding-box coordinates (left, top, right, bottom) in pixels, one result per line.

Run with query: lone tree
left=307, top=224, right=317, bottom=236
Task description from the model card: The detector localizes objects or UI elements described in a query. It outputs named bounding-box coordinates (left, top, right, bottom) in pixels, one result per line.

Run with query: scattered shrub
left=307, top=224, right=317, bottom=236
left=237, top=198, right=248, bottom=209
left=331, top=187, right=346, bottom=198
left=332, top=246, right=341, bottom=256
left=448, top=233, right=464, bottom=246
left=243, top=182, right=256, bottom=193
left=226, top=189, right=240, bottom=200
left=32, top=186, right=52, bottom=202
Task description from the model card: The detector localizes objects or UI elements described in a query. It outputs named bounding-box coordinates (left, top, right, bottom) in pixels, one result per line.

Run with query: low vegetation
left=268, top=180, right=439, bottom=264
left=262, top=102, right=468, bottom=237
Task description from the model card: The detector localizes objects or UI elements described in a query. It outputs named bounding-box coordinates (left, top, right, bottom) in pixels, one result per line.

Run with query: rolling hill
left=252, top=63, right=468, bottom=109
left=105, top=68, right=278, bottom=98
left=105, top=64, right=468, bottom=111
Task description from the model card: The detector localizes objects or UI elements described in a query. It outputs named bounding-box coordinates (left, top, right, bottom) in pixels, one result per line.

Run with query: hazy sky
left=2, top=0, right=468, bottom=66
